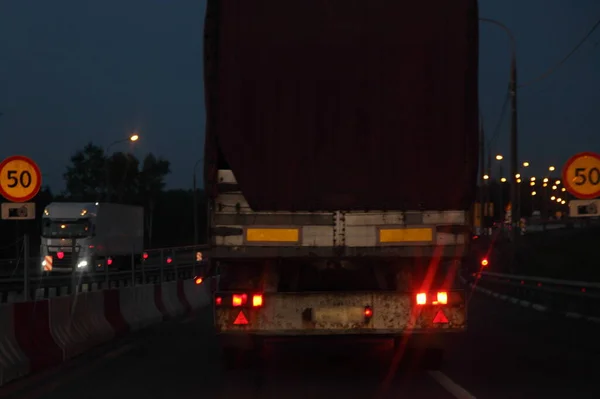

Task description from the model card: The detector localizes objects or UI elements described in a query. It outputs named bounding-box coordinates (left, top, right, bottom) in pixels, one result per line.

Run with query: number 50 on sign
left=562, top=152, right=600, bottom=200
left=0, top=155, right=42, bottom=202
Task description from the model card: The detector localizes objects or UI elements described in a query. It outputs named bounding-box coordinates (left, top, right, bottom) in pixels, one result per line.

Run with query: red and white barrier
left=182, top=279, right=210, bottom=309
left=159, top=281, right=186, bottom=318
left=0, top=277, right=211, bottom=387
left=0, top=304, right=29, bottom=386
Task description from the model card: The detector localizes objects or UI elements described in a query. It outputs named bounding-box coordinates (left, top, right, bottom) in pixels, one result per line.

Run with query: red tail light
left=57, top=252, right=64, bottom=260
left=166, top=257, right=173, bottom=264
left=364, top=306, right=373, bottom=318
left=252, top=294, right=263, bottom=307
left=232, top=294, right=247, bottom=307
left=194, top=277, right=203, bottom=285
left=436, top=291, right=448, bottom=305
left=143, top=252, right=148, bottom=260
left=107, top=258, right=113, bottom=266
left=416, top=292, right=427, bottom=305
left=215, top=296, right=222, bottom=305
left=481, top=258, right=489, bottom=267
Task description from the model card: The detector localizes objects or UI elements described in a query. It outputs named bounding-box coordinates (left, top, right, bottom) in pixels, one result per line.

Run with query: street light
left=555, top=180, right=560, bottom=185
left=549, top=166, right=555, bottom=172
left=531, top=191, right=537, bottom=196
left=105, top=133, right=140, bottom=201
left=483, top=174, right=490, bottom=180
left=522, top=161, right=530, bottom=167
left=501, top=177, right=507, bottom=183
left=496, top=154, right=503, bottom=161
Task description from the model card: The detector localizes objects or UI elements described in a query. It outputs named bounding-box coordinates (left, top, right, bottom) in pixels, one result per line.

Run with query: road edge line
left=460, top=276, right=600, bottom=324
left=427, top=370, right=477, bottom=399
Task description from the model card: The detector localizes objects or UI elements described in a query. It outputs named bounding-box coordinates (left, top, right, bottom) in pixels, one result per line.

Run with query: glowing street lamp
left=496, top=154, right=504, bottom=161
left=500, top=177, right=507, bottom=183
left=522, top=161, right=530, bottom=167
left=483, top=174, right=489, bottom=180
left=549, top=166, right=556, bottom=172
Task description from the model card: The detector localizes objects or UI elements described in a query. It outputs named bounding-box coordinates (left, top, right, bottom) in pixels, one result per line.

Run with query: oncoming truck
left=40, top=202, right=143, bottom=273
left=203, top=0, right=479, bottom=365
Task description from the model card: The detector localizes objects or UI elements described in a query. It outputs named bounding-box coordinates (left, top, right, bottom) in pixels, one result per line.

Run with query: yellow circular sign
left=561, top=152, right=600, bottom=199
left=0, top=155, right=42, bottom=202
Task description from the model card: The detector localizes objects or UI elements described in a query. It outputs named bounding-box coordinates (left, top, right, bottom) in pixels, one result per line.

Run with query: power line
left=519, top=15, right=600, bottom=88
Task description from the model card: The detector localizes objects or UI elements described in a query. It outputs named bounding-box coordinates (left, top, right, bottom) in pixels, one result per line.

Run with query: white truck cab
left=40, top=202, right=143, bottom=273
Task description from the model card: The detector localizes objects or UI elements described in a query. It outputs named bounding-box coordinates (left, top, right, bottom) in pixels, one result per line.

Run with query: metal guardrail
left=0, top=245, right=212, bottom=303
left=468, top=271, right=600, bottom=319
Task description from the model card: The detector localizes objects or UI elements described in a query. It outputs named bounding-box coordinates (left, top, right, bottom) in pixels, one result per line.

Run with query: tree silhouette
left=107, top=152, right=140, bottom=203
left=138, top=154, right=171, bottom=246
left=63, top=142, right=106, bottom=201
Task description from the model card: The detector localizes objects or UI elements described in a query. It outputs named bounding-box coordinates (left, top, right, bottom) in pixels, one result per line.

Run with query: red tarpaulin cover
left=204, top=0, right=479, bottom=212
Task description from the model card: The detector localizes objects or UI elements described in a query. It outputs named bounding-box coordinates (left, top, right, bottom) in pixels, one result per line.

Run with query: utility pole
left=480, top=18, right=519, bottom=250
left=478, top=120, right=485, bottom=234
left=192, top=159, right=203, bottom=246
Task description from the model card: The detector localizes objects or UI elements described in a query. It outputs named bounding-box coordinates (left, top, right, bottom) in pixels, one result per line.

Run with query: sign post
left=0, top=155, right=42, bottom=202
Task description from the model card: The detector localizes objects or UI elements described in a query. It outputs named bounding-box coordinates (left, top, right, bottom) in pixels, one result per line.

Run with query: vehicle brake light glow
left=57, top=252, right=64, bottom=260
left=416, top=292, right=427, bottom=305
left=143, top=252, right=148, bottom=260
left=364, top=306, right=373, bottom=318
left=252, top=294, right=263, bottom=307
left=194, top=277, right=203, bottom=285
left=232, top=294, right=247, bottom=307
left=436, top=291, right=448, bottom=305
left=107, top=258, right=113, bottom=266
left=481, top=258, right=489, bottom=267
left=166, top=257, right=173, bottom=264
left=215, top=296, right=222, bottom=305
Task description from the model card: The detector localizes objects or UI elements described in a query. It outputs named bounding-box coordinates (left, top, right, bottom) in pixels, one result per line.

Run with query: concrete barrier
left=0, top=278, right=208, bottom=387
left=49, top=295, right=90, bottom=360
left=161, top=281, right=185, bottom=317
left=182, top=279, right=210, bottom=309
left=0, top=304, right=29, bottom=385
left=135, top=285, right=162, bottom=327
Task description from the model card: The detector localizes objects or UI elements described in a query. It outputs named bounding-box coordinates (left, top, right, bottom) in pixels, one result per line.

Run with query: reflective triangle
left=233, top=311, right=248, bottom=325
left=432, top=310, right=449, bottom=324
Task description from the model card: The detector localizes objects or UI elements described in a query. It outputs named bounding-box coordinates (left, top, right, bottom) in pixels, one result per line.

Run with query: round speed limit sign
left=562, top=152, right=600, bottom=199
left=0, top=155, right=42, bottom=202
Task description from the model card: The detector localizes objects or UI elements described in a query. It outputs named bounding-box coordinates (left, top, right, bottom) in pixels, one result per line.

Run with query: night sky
left=1, top=0, right=599, bottom=192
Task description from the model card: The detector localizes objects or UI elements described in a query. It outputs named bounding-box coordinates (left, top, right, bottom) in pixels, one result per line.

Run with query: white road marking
left=428, top=370, right=477, bottom=399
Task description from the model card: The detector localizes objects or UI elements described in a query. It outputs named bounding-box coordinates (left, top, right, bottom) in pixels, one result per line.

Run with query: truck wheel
left=220, top=336, right=264, bottom=370
left=394, top=335, right=445, bottom=370
left=422, top=348, right=444, bottom=370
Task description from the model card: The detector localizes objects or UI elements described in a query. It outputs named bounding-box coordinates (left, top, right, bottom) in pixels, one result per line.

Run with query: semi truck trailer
left=203, top=0, right=479, bottom=364
left=40, top=202, right=144, bottom=273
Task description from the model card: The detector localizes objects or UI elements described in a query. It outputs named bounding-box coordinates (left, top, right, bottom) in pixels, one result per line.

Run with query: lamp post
left=480, top=18, right=519, bottom=245
left=105, top=133, right=139, bottom=202
left=192, top=159, right=203, bottom=246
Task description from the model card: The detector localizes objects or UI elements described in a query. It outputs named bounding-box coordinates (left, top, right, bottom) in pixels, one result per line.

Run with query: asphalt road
left=2, top=289, right=599, bottom=399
